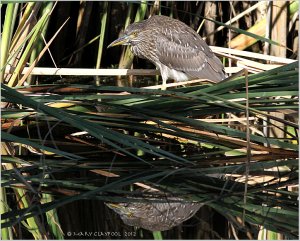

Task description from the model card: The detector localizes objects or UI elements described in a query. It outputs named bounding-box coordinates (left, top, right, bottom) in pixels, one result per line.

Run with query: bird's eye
left=132, top=31, right=138, bottom=36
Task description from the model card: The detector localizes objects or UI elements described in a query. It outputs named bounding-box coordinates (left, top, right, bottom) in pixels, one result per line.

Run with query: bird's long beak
left=107, top=35, right=130, bottom=48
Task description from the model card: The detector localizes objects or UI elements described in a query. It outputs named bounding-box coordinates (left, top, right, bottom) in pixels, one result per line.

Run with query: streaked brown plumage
left=106, top=190, right=203, bottom=231
left=108, top=15, right=226, bottom=87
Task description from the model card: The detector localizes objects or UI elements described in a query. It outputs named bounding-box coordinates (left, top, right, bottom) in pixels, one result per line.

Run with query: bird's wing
left=155, top=32, right=225, bottom=81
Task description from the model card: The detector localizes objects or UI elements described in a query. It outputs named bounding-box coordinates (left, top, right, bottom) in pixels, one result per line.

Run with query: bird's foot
left=161, top=79, right=167, bottom=90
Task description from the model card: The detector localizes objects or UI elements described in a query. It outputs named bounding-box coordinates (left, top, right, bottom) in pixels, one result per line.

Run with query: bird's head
left=107, top=21, right=147, bottom=48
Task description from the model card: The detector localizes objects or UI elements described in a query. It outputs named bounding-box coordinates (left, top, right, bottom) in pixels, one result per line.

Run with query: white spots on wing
left=196, top=59, right=207, bottom=71
left=200, top=46, right=204, bottom=51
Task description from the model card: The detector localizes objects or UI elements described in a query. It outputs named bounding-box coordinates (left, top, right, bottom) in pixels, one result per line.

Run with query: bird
left=108, top=15, right=227, bottom=89
left=105, top=190, right=203, bottom=231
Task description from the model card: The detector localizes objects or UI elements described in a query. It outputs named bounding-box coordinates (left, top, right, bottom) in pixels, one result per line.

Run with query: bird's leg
left=161, top=77, right=167, bottom=90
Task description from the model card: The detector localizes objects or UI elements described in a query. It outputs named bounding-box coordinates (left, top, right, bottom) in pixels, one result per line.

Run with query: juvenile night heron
left=106, top=190, right=203, bottom=231
left=108, top=15, right=226, bottom=88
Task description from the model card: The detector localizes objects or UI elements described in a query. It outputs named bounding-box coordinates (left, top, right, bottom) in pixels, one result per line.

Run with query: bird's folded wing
left=156, top=34, right=225, bottom=81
